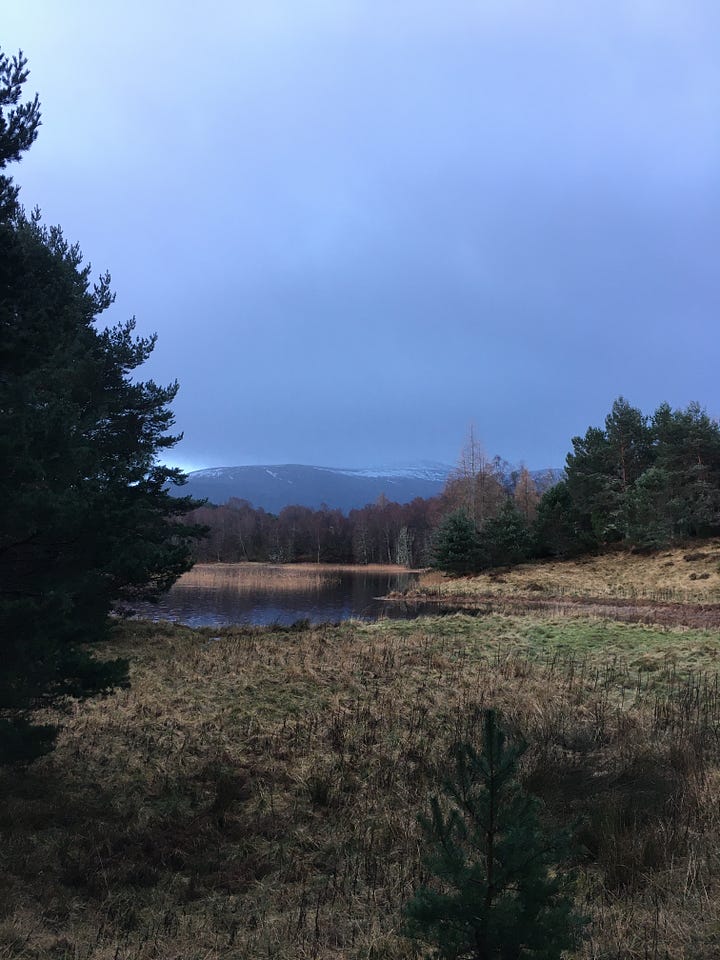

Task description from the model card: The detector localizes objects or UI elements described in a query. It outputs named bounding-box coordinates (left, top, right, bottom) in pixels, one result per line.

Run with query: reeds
left=175, top=562, right=409, bottom=594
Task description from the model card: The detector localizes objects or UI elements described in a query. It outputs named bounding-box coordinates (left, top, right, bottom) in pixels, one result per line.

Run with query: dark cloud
left=6, top=1, right=720, bottom=471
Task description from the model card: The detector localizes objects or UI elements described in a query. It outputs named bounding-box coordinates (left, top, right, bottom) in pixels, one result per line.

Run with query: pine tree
left=0, top=50, right=40, bottom=218
left=562, top=399, right=649, bottom=546
left=431, top=510, right=482, bottom=575
left=533, top=481, right=592, bottom=559
left=405, top=710, right=582, bottom=960
left=651, top=402, right=720, bottom=539
left=0, top=50, right=204, bottom=763
left=626, top=466, right=675, bottom=548
left=561, top=398, right=720, bottom=551
left=477, top=499, right=533, bottom=568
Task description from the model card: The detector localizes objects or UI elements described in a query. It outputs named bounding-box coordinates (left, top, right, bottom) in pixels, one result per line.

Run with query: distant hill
left=174, top=462, right=454, bottom=512
left=171, top=462, right=564, bottom=513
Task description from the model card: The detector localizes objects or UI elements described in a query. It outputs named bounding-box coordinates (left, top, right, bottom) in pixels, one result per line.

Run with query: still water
left=132, top=563, right=421, bottom=628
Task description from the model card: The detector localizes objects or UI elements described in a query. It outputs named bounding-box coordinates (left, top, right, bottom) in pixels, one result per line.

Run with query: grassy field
left=2, top=606, right=720, bottom=958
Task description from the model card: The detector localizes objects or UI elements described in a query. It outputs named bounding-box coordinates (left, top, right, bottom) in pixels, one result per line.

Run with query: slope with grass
left=2, top=612, right=720, bottom=958
left=402, top=540, right=720, bottom=627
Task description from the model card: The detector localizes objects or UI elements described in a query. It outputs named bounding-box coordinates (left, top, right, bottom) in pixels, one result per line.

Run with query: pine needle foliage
left=431, top=510, right=482, bottom=574
left=0, top=49, right=205, bottom=763
left=404, top=709, right=582, bottom=959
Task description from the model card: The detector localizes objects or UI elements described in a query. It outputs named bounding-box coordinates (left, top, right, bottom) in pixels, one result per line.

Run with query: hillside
left=403, top=540, right=720, bottom=627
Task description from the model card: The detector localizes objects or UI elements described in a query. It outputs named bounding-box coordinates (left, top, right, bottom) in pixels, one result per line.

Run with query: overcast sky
left=6, top=2, right=720, bottom=472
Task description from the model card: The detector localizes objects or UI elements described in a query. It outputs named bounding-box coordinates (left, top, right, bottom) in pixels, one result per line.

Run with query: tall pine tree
left=561, top=398, right=720, bottom=551
left=650, top=402, right=720, bottom=539
left=564, top=398, right=651, bottom=546
left=0, top=49, right=204, bottom=763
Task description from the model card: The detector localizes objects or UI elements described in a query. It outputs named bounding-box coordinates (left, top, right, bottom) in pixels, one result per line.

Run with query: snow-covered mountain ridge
left=190, top=461, right=453, bottom=483
left=175, top=462, right=454, bottom=512
left=173, top=462, right=561, bottom=514
left=329, top=461, right=453, bottom=482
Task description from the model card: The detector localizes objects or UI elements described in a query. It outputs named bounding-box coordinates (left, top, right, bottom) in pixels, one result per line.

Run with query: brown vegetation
left=182, top=562, right=409, bottom=591
left=2, top=613, right=720, bottom=957
left=165, top=563, right=410, bottom=599
left=412, top=540, right=720, bottom=607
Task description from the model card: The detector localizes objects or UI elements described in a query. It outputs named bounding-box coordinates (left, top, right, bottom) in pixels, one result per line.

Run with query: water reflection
left=132, top=563, right=420, bottom=627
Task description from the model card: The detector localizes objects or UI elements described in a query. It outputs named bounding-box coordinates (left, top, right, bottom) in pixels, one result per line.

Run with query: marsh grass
left=2, top=615, right=720, bottom=957
left=174, top=563, right=412, bottom=596
left=176, top=563, right=344, bottom=593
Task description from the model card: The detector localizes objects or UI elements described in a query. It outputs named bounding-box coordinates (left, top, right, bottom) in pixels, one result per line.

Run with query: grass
left=374, top=612, right=720, bottom=678
left=3, top=613, right=720, bottom=958
left=412, top=539, right=720, bottom=605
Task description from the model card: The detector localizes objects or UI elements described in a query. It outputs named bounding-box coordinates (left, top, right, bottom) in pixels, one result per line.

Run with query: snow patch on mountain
left=192, top=467, right=230, bottom=480
left=332, top=461, right=453, bottom=481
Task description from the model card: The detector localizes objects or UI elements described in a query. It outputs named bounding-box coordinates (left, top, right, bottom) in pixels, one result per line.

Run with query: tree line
left=188, top=495, right=442, bottom=567
left=434, top=397, right=720, bottom=574
left=186, top=456, right=556, bottom=568
left=546, top=397, right=720, bottom=553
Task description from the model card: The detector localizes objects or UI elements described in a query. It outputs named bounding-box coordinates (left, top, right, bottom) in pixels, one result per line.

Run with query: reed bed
left=176, top=563, right=410, bottom=594
left=2, top=614, right=720, bottom=958
left=176, top=563, right=341, bottom=593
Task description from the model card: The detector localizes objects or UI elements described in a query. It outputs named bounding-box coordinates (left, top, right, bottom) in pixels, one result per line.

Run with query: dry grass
left=2, top=614, right=720, bottom=958
left=176, top=563, right=409, bottom=594
left=412, top=540, right=720, bottom=605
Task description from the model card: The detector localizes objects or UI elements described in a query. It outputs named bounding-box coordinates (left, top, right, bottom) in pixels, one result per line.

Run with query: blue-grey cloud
left=5, top=1, right=720, bottom=471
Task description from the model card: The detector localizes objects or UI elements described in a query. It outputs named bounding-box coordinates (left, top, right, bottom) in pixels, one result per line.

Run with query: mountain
left=175, top=461, right=454, bottom=512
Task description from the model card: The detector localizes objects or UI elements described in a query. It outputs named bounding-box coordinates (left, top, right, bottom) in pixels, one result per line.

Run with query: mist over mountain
left=173, top=462, right=562, bottom=513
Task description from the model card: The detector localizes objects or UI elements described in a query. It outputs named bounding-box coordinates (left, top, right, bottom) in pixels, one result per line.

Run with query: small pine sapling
left=404, top=709, right=583, bottom=959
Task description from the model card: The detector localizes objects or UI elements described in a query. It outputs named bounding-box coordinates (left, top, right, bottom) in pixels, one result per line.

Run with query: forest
left=186, top=460, right=552, bottom=566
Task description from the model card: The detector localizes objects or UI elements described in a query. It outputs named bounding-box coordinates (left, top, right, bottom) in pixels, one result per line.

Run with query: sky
left=5, top=1, right=720, bottom=472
